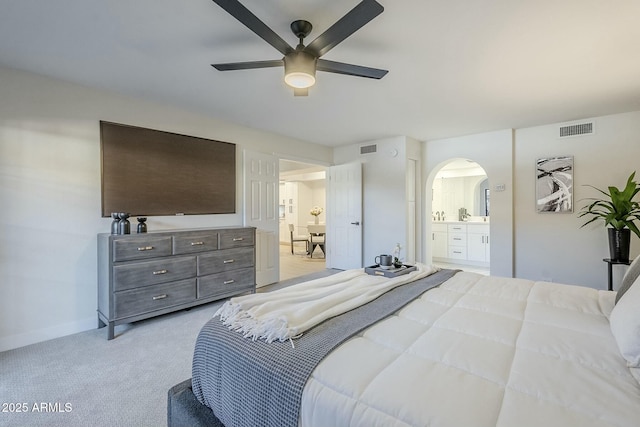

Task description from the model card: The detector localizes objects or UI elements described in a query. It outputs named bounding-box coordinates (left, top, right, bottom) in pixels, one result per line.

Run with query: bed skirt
left=167, top=379, right=223, bottom=427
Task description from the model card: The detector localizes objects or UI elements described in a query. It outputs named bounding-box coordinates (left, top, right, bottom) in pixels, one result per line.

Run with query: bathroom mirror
left=432, top=160, right=488, bottom=220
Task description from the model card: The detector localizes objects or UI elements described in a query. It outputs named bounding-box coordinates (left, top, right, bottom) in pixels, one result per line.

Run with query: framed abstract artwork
left=536, top=156, right=573, bottom=213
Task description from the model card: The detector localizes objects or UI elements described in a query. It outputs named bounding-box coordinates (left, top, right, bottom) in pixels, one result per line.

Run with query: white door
left=467, top=232, right=486, bottom=262
left=432, top=231, right=448, bottom=258
left=243, top=150, right=279, bottom=287
left=467, top=224, right=490, bottom=262
left=327, top=162, right=362, bottom=270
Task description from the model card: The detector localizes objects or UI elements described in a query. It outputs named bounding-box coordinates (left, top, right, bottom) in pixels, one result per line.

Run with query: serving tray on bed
left=365, top=264, right=417, bottom=278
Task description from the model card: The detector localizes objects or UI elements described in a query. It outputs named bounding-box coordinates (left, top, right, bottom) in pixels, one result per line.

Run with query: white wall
left=425, top=112, right=640, bottom=289
left=297, top=180, right=327, bottom=228
left=278, top=178, right=326, bottom=242
left=424, top=130, right=514, bottom=277
left=306, top=180, right=327, bottom=232
left=4, top=63, right=640, bottom=351
left=309, top=180, right=326, bottom=217
left=0, top=66, right=332, bottom=351
left=514, top=111, right=640, bottom=288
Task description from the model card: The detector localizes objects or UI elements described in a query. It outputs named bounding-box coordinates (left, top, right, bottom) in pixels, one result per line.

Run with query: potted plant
left=578, top=171, right=640, bottom=261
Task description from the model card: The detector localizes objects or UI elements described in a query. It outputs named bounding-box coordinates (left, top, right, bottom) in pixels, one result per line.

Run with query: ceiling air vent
left=559, top=122, right=594, bottom=138
left=360, top=144, right=377, bottom=154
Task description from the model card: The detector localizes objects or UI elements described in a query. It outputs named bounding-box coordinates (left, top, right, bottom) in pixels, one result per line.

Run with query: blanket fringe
left=216, top=302, right=295, bottom=343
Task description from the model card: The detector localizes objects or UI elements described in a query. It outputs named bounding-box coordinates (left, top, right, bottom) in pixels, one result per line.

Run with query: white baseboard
left=0, top=317, right=96, bottom=353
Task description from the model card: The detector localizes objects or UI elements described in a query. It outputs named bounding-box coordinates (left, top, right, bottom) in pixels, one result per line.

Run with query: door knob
left=350, top=221, right=360, bottom=226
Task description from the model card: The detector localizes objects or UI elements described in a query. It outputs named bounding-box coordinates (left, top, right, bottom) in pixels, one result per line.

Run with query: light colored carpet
left=0, top=269, right=337, bottom=427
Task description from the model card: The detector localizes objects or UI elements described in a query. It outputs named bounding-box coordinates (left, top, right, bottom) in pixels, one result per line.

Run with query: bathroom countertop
left=432, top=220, right=490, bottom=224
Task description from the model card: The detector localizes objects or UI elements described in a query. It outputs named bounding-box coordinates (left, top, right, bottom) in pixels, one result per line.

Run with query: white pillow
left=616, top=255, right=640, bottom=304
left=610, top=274, right=640, bottom=367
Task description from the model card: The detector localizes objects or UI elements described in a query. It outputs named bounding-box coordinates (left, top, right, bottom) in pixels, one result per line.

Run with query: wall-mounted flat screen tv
left=100, top=121, right=236, bottom=217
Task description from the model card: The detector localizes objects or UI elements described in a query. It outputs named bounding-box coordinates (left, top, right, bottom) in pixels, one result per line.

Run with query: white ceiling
left=1, top=0, right=640, bottom=147
left=280, top=159, right=325, bottom=181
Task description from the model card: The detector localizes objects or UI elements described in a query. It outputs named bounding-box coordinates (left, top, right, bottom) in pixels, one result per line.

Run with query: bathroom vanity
left=431, top=220, right=490, bottom=266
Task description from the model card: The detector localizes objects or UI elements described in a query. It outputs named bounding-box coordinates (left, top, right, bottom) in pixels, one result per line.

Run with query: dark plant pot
left=608, top=228, right=631, bottom=262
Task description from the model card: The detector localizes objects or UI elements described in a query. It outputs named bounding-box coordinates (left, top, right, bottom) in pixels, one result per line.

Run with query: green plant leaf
left=578, top=171, right=640, bottom=234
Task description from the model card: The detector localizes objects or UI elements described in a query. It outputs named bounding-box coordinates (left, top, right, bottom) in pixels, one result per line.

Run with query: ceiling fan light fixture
left=284, top=51, right=317, bottom=89
left=285, top=71, right=315, bottom=89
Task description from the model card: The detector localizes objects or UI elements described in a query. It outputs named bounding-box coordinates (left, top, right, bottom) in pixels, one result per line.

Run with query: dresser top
left=99, top=225, right=255, bottom=238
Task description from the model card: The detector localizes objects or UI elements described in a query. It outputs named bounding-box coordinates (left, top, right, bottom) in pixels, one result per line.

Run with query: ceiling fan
left=210, top=0, right=388, bottom=96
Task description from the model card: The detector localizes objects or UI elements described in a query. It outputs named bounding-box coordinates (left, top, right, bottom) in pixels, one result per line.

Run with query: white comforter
left=300, top=272, right=640, bottom=427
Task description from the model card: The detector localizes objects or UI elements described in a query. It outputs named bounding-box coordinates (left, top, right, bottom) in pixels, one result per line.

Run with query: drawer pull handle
left=453, top=251, right=462, bottom=254
left=223, top=259, right=235, bottom=264
left=153, top=269, right=168, bottom=275
left=191, top=241, right=204, bottom=246
left=153, top=294, right=167, bottom=300
left=223, top=280, right=235, bottom=285
left=232, top=237, right=244, bottom=241
left=453, top=238, right=462, bottom=240
left=138, top=246, right=154, bottom=251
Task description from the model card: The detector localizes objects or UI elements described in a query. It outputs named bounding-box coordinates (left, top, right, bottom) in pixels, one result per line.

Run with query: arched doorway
left=429, top=159, right=490, bottom=274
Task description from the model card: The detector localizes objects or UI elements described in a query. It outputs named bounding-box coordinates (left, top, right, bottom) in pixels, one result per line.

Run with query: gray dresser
left=97, top=226, right=256, bottom=339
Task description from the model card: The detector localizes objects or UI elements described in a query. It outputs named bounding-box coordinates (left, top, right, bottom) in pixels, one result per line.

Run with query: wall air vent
left=559, top=122, right=594, bottom=138
left=360, top=144, right=377, bottom=154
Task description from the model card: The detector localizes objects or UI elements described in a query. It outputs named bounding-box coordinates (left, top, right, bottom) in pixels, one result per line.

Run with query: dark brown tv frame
left=100, top=121, right=236, bottom=217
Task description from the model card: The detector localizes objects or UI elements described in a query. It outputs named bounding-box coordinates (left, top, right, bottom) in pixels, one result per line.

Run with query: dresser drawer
left=447, top=224, right=467, bottom=233
left=448, top=232, right=467, bottom=246
left=113, top=256, right=196, bottom=291
left=197, top=267, right=255, bottom=299
left=198, top=247, right=254, bottom=276
left=173, top=231, right=219, bottom=255
left=219, top=228, right=255, bottom=249
left=448, top=247, right=467, bottom=259
left=113, top=236, right=172, bottom=262
left=114, top=279, right=196, bottom=319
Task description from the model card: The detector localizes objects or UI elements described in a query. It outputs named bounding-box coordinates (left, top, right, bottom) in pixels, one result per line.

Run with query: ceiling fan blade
left=317, top=59, right=388, bottom=79
left=293, top=88, right=309, bottom=96
left=212, top=60, right=283, bottom=71
left=305, top=0, right=384, bottom=58
left=211, top=0, right=294, bottom=56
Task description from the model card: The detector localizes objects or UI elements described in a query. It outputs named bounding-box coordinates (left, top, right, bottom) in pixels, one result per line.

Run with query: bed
left=168, top=262, right=640, bottom=427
